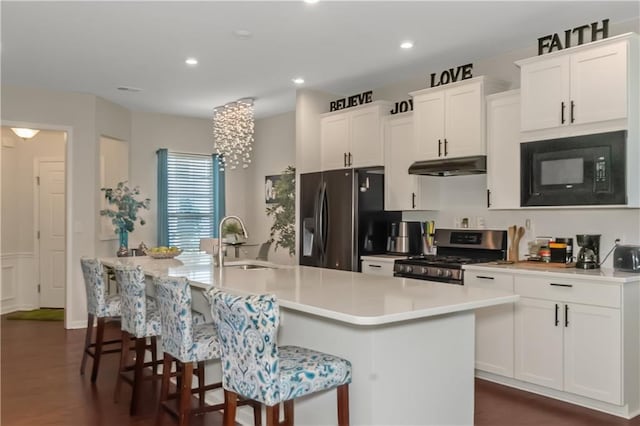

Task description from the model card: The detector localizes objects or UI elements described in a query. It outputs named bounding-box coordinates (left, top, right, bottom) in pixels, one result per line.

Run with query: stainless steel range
left=393, top=229, right=507, bottom=284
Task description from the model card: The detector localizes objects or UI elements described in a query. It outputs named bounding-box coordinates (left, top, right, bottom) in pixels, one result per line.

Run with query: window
left=157, top=150, right=224, bottom=251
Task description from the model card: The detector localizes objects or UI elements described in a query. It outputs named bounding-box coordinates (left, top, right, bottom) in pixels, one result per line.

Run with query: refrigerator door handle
left=313, top=182, right=323, bottom=261
left=319, top=182, right=328, bottom=259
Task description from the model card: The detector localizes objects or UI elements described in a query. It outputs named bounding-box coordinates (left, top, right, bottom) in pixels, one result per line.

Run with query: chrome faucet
left=218, top=216, right=249, bottom=267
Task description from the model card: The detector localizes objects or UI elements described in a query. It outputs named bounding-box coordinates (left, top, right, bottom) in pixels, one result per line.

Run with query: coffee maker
left=575, top=234, right=601, bottom=269
left=387, top=221, right=421, bottom=255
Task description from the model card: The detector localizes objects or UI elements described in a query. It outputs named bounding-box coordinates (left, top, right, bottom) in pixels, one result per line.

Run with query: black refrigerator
left=299, top=168, right=400, bottom=271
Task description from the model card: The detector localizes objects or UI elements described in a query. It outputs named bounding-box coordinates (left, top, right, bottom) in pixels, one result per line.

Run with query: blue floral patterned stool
left=80, top=257, right=123, bottom=382
left=154, top=277, right=261, bottom=426
left=208, top=289, right=352, bottom=426
left=112, top=265, right=162, bottom=415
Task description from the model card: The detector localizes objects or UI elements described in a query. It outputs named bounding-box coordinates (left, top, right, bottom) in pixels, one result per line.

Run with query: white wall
left=246, top=111, right=296, bottom=265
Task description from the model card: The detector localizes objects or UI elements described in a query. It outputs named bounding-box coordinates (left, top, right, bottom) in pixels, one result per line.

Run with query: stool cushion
left=102, top=294, right=122, bottom=318
left=191, top=323, right=221, bottom=362
left=278, top=345, right=352, bottom=402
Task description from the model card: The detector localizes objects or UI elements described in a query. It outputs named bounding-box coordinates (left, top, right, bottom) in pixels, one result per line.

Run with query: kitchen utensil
left=507, top=225, right=517, bottom=262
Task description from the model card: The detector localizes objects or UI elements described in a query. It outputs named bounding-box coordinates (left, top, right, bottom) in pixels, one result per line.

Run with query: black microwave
left=521, top=130, right=626, bottom=207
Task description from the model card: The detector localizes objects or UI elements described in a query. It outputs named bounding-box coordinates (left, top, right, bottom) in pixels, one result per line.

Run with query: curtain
left=212, top=154, right=225, bottom=237
left=156, top=149, right=169, bottom=246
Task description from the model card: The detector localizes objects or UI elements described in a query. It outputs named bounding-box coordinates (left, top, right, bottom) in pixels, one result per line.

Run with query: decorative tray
left=148, top=249, right=182, bottom=259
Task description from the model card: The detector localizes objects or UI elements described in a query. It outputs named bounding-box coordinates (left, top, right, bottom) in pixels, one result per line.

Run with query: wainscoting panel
left=1, top=253, right=37, bottom=314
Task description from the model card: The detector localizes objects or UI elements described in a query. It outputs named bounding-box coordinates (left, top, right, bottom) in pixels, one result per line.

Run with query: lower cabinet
left=361, top=256, right=401, bottom=277
left=465, top=271, right=515, bottom=377
left=514, top=279, right=622, bottom=405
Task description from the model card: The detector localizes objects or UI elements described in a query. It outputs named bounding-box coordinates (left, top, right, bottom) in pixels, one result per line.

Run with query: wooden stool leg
left=80, top=313, right=94, bottom=375
left=114, top=330, right=131, bottom=402
left=130, top=337, right=147, bottom=415
left=197, top=361, right=206, bottom=408
left=266, top=404, right=280, bottom=426
left=150, top=336, right=158, bottom=376
left=178, top=362, right=194, bottom=426
left=252, top=399, right=262, bottom=426
left=337, top=383, right=350, bottom=426
left=90, top=317, right=105, bottom=382
left=156, top=354, right=173, bottom=426
left=223, top=390, right=238, bottom=426
left=283, top=400, right=294, bottom=426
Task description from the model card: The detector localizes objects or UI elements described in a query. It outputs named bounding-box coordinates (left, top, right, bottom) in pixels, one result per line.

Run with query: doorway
left=0, top=127, right=66, bottom=311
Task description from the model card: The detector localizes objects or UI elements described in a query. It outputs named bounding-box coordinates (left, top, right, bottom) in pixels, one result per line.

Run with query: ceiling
left=2, top=1, right=638, bottom=119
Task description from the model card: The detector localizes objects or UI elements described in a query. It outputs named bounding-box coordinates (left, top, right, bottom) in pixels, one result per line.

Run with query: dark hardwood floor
left=2, top=316, right=639, bottom=425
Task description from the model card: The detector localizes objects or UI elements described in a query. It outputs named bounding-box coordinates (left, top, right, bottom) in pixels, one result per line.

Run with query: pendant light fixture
left=212, top=98, right=254, bottom=171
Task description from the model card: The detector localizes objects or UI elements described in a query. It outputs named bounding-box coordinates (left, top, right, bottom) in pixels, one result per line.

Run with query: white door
left=320, top=114, right=349, bottom=171
left=570, top=40, right=628, bottom=125
left=563, top=303, right=622, bottom=404
left=444, top=81, right=483, bottom=158
left=38, top=160, right=66, bottom=308
left=384, top=115, right=417, bottom=211
left=413, top=91, right=444, bottom=160
left=514, top=297, right=563, bottom=390
left=520, top=56, right=570, bottom=131
left=350, top=106, right=383, bottom=168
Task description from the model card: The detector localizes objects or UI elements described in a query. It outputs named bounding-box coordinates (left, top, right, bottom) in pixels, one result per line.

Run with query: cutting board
left=515, top=261, right=576, bottom=269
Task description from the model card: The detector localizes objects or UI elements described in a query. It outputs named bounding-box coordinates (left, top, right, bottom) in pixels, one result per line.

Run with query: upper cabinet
left=410, top=76, right=508, bottom=161
left=486, top=90, right=521, bottom=210
left=320, top=101, right=391, bottom=170
left=518, top=34, right=637, bottom=140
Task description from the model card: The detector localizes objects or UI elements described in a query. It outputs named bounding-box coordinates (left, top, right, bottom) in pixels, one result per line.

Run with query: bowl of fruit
left=148, top=246, right=182, bottom=259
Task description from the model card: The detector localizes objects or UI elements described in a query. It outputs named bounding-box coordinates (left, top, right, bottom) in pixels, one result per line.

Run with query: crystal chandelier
left=212, top=98, right=254, bottom=170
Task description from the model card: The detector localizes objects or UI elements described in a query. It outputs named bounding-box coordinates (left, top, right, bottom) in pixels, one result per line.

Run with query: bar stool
left=112, top=265, right=162, bottom=415
left=154, top=276, right=261, bottom=426
left=80, top=257, right=123, bottom=382
left=208, top=289, right=351, bottom=426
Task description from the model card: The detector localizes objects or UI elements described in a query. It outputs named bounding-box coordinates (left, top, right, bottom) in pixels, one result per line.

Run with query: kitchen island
left=103, top=253, right=518, bottom=425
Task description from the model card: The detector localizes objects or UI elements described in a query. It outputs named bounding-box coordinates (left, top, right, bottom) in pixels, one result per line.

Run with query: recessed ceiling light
left=185, top=57, right=198, bottom=66
left=233, top=29, right=253, bottom=39
left=400, top=41, right=414, bottom=49
left=292, top=77, right=305, bottom=85
left=117, top=86, right=142, bottom=92
left=304, top=0, right=319, bottom=4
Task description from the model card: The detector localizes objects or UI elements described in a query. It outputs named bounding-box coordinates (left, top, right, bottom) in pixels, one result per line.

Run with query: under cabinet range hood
left=408, top=155, right=487, bottom=176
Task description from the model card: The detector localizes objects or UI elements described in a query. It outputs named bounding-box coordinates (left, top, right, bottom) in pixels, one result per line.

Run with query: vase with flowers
left=100, top=181, right=151, bottom=256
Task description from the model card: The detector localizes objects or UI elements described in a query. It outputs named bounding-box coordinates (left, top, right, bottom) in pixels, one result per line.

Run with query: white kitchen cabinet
left=360, top=255, right=405, bottom=277
left=486, top=90, right=520, bottom=209
left=465, top=271, right=515, bottom=377
left=519, top=35, right=632, bottom=135
left=514, top=275, right=622, bottom=405
left=320, top=101, right=391, bottom=171
left=410, top=76, right=507, bottom=161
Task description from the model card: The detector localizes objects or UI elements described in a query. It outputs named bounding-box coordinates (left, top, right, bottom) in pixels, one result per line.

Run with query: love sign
left=429, top=63, right=473, bottom=88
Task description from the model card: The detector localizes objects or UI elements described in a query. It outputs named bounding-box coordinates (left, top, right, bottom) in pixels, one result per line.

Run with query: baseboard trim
left=476, top=371, right=632, bottom=419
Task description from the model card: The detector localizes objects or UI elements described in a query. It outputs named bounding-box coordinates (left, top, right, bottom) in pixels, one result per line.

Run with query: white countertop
left=103, top=253, right=518, bottom=326
left=464, top=262, right=640, bottom=283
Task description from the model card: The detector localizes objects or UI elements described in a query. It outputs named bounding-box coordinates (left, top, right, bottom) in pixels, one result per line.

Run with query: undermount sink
left=225, top=262, right=276, bottom=270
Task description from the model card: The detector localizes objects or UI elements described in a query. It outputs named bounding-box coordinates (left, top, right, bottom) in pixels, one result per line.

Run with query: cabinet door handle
left=348, top=152, right=353, bottom=166
left=412, top=192, right=416, bottom=209
left=561, top=101, right=565, bottom=124
left=549, top=283, right=573, bottom=288
left=343, top=152, right=347, bottom=167
left=368, top=264, right=382, bottom=268
left=555, top=303, right=559, bottom=327
left=487, top=189, right=491, bottom=208
left=438, top=139, right=442, bottom=157
left=444, top=138, right=448, bottom=156
left=475, top=275, right=495, bottom=280
left=570, top=101, right=575, bottom=123
left=565, top=304, right=569, bottom=327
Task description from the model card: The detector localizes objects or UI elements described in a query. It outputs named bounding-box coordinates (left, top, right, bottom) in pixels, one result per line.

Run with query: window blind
left=166, top=152, right=215, bottom=251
